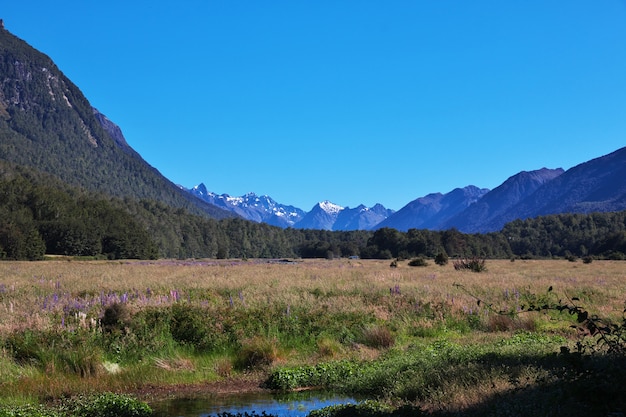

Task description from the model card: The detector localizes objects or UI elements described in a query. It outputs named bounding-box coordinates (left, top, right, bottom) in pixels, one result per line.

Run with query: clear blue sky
left=3, top=1, right=626, bottom=210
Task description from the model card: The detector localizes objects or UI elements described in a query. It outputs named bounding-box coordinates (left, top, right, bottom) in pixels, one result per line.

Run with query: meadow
left=0, top=258, right=624, bottom=416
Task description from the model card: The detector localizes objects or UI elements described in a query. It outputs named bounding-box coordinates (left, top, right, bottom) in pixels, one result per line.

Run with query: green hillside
left=0, top=26, right=230, bottom=219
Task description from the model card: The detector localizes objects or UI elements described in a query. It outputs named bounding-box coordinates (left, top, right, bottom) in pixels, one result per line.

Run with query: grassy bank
left=0, top=258, right=624, bottom=415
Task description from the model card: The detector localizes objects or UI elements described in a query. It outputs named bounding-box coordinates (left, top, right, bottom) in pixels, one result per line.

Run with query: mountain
left=188, top=183, right=305, bottom=227
left=376, top=186, right=489, bottom=232
left=333, top=204, right=395, bottom=231
left=290, top=201, right=394, bottom=231
left=486, top=146, right=626, bottom=230
left=294, top=201, right=345, bottom=230
left=443, top=168, right=565, bottom=233
left=186, top=184, right=395, bottom=231
left=0, top=25, right=231, bottom=219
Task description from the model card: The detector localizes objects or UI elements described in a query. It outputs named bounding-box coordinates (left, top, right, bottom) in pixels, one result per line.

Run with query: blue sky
left=3, top=1, right=626, bottom=210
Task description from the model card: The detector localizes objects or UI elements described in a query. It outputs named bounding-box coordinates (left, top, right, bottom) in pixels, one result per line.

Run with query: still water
left=152, top=391, right=358, bottom=417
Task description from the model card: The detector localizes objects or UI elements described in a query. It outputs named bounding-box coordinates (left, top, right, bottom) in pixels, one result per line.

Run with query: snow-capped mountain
left=293, top=201, right=344, bottom=230
left=186, top=185, right=395, bottom=231
left=187, top=184, right=305, bottom=228
left=294, top=201, right=395, bottom=231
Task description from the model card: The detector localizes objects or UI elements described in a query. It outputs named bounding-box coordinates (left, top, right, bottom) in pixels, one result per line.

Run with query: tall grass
left=0, top=258, right=624, bottom=413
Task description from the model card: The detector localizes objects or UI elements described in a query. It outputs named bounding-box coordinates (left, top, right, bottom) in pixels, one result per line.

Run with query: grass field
left=0, top=258, right=624, bottom=415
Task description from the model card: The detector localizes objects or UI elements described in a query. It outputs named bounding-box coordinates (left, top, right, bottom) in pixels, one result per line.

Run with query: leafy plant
left=361, top=326, right=395, bottom=349
left=0, top=404, right=61, bottom=417
left=263, top=360, right=358, bottom=390
left=62, top=393, right=152, bottom=417
left=453, top=256, right=486, bottom=272
left=407, top=257, right=428, bottom=267
left=434, top=252, right=449, bottom=266
left=234, top=337, right=278, bottom=370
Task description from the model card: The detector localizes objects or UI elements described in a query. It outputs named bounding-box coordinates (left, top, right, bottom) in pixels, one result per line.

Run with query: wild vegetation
left=0, top=259, right=624, bottom=416
left=2, top=162, right=626, bottom=262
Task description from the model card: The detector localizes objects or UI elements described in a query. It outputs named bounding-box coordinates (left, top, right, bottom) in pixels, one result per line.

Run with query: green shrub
left=263, top=360, right=358, bottom=390
left=361, top=326, right=395, bottom=349
left=0, top=404, right=61, bottom=417
left=308, top=400, right=394, bottom=417
left=453, top=257, right=487, bottom=272
left=309, top=401, right=425, bottom=417
left=101, top=302, right=131, bottom=334
left=407, top=257, right=428, bottom=267
left=63, top=393, right=152, bottom=417
left=169, top=304, right=213, bottom=350
left=434, top=252, right=449, bottom=266
left=234, top=337, right=278, bottom=370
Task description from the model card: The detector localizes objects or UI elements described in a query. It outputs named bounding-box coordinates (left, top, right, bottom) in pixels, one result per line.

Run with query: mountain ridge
left=0, top=25, right=232, bottom=220
left=186, top=144, right=626, bottom=233
left=3, top=23, right=626, bottom=235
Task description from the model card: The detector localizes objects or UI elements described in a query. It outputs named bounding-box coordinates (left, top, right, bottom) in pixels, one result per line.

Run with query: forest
left=1, top=161, right=626, bottom=261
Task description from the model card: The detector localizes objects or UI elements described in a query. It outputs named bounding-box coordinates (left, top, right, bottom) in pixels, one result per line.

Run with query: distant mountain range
left=187, top=184, right=305, bottom=228
left=2, top=22, right=625, bottom=235
left=187, top=185, right=395, bottom=231
left=187, top=146, right=626, bottom=233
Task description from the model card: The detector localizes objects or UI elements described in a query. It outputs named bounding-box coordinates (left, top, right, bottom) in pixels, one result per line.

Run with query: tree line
left=1, top=163, right=626, bottom=261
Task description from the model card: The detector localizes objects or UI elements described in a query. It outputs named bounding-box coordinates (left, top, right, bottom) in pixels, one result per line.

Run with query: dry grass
left=0, top=258, right=625, bottom=409
left=0, top=258, right=624, bottom=334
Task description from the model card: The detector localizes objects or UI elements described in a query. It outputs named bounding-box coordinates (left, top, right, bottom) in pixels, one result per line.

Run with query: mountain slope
left=376, top=186, right=489, bottom=232
left=188, top=184, right=305, bottom=227
left=333, top=204, right=395, bottom=231
left=294, top=201, right=344, bottom=230
left=0, top=25, right=231, bottom=219
left=444, top=168, right=565, bottom=233
left=487, top=146, right=626, bottom=230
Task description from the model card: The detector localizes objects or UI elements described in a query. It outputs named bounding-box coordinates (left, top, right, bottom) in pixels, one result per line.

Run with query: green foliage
left=0, top=28, right=228, bottom=221
left=0, top=404, right=61, bottom=417
left=101, top=303, right=131, bottom=334
left=263, top=360, right=359, bottom=390
left=62, top=393, right=152, bottom=417
left=3, top=330, right=103, bottom=377
left=453, top=256, right=487, bottom=272
left=360, top=326, right=395, bottom=349
left=0, top=164, right=159, bottom=259
left=407, top=257, right=428, bottom=267
left=234, top=337, right=278, bottom=370
left=434, top=252, right=449, bottom=266
left=308, top=401, right=423, bottom=417
left=3, top=156, right=626, bottom=261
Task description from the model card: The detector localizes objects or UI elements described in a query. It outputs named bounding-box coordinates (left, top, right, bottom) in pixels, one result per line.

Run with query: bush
left=64, top=393, right=152, bottom=417
left=234, top=337, right=278, bottom=370
left=434, top=252, right=449, bottom=266
left=453, top=257, right=487, bottom=272
left=308, top=401, right=424, bottom=417
left=169, top=304, right=212, bottom=350
left=408, top=257, right=428, bottom=267
left=486, top=314, right=536, bottom=333
left=0, top=404, right=61, bottom=417
left=361, top=326, right=395, bottom=349
left=263, top=360, right=358, bottom=390
left=101, top=302, right=131, bottom=333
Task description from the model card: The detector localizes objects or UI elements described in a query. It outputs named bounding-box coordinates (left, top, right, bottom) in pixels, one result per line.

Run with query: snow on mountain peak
left=318, top=200, right=344, bottom=215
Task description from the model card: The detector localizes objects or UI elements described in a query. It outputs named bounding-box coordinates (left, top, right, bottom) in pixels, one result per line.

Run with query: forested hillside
left=0, top=25, right=230, bottom=219
left=2, top=25, right=625, bottom=262
left=2, top=162, right=625, bottom=261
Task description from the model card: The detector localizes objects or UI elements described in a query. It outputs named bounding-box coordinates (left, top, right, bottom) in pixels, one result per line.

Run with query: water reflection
left=152, top=391, right=358, bottom=417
